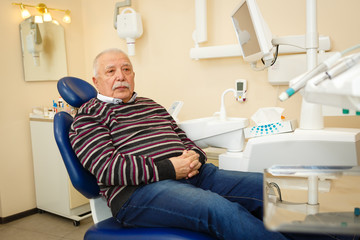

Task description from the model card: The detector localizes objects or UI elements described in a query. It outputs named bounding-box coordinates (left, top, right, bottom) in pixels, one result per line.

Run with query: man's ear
left=92, top=77, right=98, bottom=86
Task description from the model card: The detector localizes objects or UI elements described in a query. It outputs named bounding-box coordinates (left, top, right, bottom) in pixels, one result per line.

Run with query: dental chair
left=53, top=76, right=215, bottom=240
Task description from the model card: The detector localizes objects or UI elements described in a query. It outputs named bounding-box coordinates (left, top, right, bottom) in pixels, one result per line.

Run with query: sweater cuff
left=192, top=149, right=207, bottom=165
left=155, top=159, right=176, bottom=180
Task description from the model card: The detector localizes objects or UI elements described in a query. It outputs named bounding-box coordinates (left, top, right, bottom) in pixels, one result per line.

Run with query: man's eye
left=122, top=68, right=132, bottom=73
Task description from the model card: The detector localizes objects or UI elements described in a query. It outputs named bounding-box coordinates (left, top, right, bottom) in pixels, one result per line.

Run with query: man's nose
left=115, top=69, right=125, bottom=81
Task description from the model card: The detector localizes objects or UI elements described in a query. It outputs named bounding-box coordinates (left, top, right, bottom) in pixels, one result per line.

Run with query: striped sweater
left=69, top=97, right=206, bottom=216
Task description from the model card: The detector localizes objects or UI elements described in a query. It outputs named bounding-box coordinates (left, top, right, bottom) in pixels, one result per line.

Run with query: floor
left=0, top=212, right=93, bottom=240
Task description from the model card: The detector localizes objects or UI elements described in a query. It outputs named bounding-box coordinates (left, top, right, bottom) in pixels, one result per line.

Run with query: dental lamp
left=115, top=7, right=143, bottom=56
left=13, top=2, right=71, bottom=24
left=117, top=8, right=143, bottom=56
left=113, top=0, right=143, bottom=56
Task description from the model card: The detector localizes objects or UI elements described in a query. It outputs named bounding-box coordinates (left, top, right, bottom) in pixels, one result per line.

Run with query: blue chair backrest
left=57, top=76, right=97, bottom=108
left=53, top=76, right=99, bottom=199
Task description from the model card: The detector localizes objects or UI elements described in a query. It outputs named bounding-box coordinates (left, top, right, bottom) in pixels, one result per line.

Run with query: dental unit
left=184, top=0, right=360, bottom=172
left=179, top=0, right=360, bottom=234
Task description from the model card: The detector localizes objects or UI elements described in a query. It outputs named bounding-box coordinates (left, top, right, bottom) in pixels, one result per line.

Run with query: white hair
left=93, top=48, right=129, bottom=78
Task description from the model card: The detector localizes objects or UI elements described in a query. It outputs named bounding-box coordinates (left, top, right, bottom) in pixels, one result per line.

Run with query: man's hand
left=169, top=150, right=202, bottom=180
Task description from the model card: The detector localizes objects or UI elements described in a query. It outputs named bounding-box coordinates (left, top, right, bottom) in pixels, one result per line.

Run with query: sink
left=178, top=116, right=249, bottom=152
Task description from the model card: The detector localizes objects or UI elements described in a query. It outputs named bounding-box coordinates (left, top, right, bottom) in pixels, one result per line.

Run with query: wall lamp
left=13, top=2, right=71, bottom=23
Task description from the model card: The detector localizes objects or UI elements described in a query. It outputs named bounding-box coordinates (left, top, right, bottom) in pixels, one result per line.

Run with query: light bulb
left=43, top=10, right=52, bottom=22
left=62, top=10, right=71, bottom=23
left=21, top=8, right=31, bottom=19
left=34, top=15, right=43, bottom=23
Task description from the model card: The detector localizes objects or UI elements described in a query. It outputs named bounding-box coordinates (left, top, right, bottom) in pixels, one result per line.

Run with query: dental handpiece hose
left=279, top=63, right=327, bottom=101
left=310, top=53, right=360, bottom=85
left=278, top=52, right=341, bottom=102
left=279, top=43, right=360, bottom=102
left=324, top=53, right=360, bottom=81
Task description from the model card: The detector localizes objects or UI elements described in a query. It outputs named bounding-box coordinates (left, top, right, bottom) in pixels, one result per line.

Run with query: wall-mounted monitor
left=231, top=0, right=274, bottom=66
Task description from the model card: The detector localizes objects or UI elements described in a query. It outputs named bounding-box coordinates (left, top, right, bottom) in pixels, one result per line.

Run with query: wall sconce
left=13, top=2, right=71, bottom=23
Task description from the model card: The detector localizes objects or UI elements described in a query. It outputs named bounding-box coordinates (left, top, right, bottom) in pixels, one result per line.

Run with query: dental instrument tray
left=263, top=165, right=360, bottom=235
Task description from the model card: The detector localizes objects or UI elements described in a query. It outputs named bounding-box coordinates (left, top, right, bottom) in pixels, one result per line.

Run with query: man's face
left=93, top=51, right=135, bottom=102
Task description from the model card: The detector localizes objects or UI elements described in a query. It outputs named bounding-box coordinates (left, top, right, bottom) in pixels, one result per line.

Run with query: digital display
left=237, top=81, right=244, bottom=91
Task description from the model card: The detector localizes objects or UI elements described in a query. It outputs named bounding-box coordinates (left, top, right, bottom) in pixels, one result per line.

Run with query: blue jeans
left=116, top=164, right=357, bottom=240
left=116, top=163, right=286, bottom=239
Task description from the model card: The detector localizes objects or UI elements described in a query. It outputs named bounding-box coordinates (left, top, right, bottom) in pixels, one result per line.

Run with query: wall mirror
left=20, top=17, right=68, bottom=81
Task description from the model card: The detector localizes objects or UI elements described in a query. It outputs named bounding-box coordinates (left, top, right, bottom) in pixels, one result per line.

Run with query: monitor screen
left=231, top=0, right=274, bottom=64
left=232, top=1, right=261, bottom=58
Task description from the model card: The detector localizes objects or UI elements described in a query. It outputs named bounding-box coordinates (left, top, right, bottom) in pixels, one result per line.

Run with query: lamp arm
left=113, top=0, right=131, bottom=29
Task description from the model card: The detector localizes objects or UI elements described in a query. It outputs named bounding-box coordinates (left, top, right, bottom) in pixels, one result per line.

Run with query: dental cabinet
left=29, top=118, right=91, bottom=225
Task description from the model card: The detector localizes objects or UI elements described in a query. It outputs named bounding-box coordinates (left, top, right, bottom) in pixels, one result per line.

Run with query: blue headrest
left=57, top=76, right=97, bottom=108
left=53, top=111, right=100, bottom=198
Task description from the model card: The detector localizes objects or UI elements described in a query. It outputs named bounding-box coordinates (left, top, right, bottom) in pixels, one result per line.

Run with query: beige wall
left=1, top=0, right=359, bottom=217
left=0, top=0, right=85, bottom=217
left=81, top=0, right=360, bottom=123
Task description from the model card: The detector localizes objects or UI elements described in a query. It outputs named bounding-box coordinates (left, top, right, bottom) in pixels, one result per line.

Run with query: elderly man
left=69, top=48, right=351, bottom=240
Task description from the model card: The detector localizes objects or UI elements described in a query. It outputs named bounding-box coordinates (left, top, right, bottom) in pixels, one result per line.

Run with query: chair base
left=84, top=217, right=215, bottom=240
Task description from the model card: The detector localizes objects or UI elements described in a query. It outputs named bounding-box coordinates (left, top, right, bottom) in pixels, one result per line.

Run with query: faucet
left=219, top=88, right=236, bottom=121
